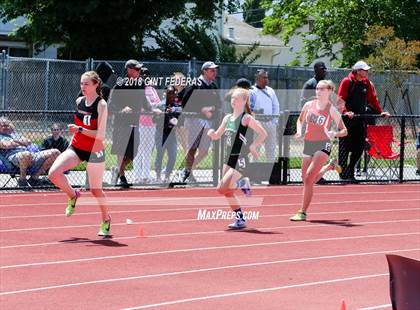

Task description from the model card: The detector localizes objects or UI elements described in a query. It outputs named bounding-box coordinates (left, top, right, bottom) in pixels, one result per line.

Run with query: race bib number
left=238, top=157, right=246, bottom=169
left=95, top=150, right=104, bottom=158
left=325, top=142, right=331, bottom=152
left=317, top=115, right=326, bottom=125
left=83, top=115, right=92, bottom=126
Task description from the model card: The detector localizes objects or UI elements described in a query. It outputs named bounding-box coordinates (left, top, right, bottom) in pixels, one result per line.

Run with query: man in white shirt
left=249, top=69, right=280, bottom=162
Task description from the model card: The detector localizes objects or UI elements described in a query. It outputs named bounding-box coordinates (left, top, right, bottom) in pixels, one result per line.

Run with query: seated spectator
left=0, top=117, right=60, bottom=190
left=42, top=123, right=69, bottom=153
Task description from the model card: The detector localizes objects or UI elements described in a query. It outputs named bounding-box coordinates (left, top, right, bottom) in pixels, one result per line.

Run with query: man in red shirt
left=337, top=61, right=390, bottom=182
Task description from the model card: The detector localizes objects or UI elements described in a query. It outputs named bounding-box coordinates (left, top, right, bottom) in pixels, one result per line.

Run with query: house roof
left=222, top=15, right=285, bottom=48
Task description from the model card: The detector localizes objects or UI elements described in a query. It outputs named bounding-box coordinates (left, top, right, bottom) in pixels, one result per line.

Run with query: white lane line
left=1, top=218, right=419, bottom=250
left=3, top=247, right=419, bottom=296
left=1, top=190, right=419, bottom=208
left=358, top=304, right=392, bottom=310
left=1, top=232, right=419, bottom=270
left=121, top=274, right=392, bottom=309
left=1, top=182, right=417, bottom=199
left=1, top=205, right=419, bottom=233
left=1, top=195, right=420, bottom=220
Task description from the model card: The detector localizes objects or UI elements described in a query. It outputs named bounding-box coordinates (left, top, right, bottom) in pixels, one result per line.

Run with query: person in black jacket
left=109, top=59, right=150, bottom=188
left=300, top=61, right=327, bottom=105
left=337, top=61, right=390, bottom=182
left=42, top=123, right=69, bottom=153
left=180, top=61, right=221, bottom=182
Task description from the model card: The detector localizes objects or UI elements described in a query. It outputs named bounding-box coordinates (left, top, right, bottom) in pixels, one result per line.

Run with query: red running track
left=0, top=183, right=419, bottom=310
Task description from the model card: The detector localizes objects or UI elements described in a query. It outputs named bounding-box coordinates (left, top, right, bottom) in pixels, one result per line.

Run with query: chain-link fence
left=0, top=55, right=419, bottom=113
left=0, top=110, right=219, bottom=191
left=0, top=54, right=419, bottom=191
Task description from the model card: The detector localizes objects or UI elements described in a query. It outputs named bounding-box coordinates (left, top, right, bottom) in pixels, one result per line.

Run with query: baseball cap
left=314, top=61, right=327, bottom=70
left=125, top=59, right=143, bottom=70
left=201, top=61, right=219, bottom=71
left=353, top=60, right=371, bottom=71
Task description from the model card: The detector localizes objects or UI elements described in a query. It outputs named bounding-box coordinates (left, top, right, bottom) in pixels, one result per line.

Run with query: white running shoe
left=228, top=218, right=247, bottom=229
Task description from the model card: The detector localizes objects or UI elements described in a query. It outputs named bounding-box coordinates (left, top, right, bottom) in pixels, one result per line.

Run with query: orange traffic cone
left=340, top=299, right=347, bottom=310
left=137, top=227, right=145, bottom=238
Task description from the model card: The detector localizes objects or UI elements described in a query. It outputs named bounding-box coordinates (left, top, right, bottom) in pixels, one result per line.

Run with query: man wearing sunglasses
left=337, top=60, right=390, bottom=182
left=109, top=59, right=150, bottom=188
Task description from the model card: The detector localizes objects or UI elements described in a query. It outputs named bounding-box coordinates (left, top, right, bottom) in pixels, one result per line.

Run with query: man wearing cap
left=300, top=61, right=327, bottom=104
left=109, top=59, right=149, bottom=188
left=337, top=60, right=390, bottom=182
left=180, top=61, right=221, bottom=182
left=249, top=69, right=280, bottom=162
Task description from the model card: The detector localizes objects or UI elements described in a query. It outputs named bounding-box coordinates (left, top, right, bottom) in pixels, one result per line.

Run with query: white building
left=0, top=17, right=57, bottom=58
left=221, top=15, right=342, bottom=67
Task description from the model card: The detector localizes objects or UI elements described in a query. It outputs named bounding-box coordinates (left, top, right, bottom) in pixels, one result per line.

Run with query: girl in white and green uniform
left=208, top=88, right=267, bottom=229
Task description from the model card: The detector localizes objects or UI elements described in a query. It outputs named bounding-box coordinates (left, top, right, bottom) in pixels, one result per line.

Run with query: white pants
left=261, top=121, right=278, bottom=162
left=133, top=125, right=156, bottom=181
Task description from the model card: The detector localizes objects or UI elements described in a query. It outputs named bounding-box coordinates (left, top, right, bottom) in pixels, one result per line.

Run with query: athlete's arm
left=295, top=102, right=309, bottom=139
left=245, top=115, right=267, bottom=159
left=330, top=106, right=348, bottom=138
left=207, top=114, right=229, bottom=140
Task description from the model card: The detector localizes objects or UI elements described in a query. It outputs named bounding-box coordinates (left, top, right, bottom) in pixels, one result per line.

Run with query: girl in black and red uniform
left=49, top=71, right=111, bottom=236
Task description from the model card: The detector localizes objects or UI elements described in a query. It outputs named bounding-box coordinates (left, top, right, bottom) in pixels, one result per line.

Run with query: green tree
left=147, top=22, right=260, bottom=63
left=0, top=0, right=239, bottom=59
left=261, top=0, right=420, bottom=67
left=365, top=25, right=420, bottom=72
left=243, top=0, right=265, bottom=28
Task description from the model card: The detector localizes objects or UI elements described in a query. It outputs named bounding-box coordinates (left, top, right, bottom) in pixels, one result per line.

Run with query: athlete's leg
left=48, top=149, right=81, bottom=198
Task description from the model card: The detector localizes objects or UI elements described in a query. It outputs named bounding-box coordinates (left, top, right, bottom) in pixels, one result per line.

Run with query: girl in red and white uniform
left=290, top=80, right=348, bottom=221
left=49, top=71, right=111, bottom=236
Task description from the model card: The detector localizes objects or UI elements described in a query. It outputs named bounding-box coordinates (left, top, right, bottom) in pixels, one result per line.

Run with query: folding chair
left=0, top=152, right=20, bottom=187
left=386, top=254, right=420, bottom=310
left=365, top=125, right=400, bottom=181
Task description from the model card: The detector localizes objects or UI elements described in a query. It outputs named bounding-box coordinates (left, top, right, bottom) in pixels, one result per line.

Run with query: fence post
left=188, top=57, right=196, bottom=78
left=2, top=50, right=8, bottom=110
left=399, top=117, right=406, bottom=183
left=282, top=110, right=291, bottom=184
left=0, top=50, right=5, bottom=110
left=44, top=60, right=50, bottom=112
left=276, top=65, right=281, bottom=90
left=85, top=58, right=91, bottom=71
